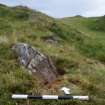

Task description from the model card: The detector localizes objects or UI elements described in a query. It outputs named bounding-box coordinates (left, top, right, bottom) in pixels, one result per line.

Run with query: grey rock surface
left=12, top=43, right=58, bottom=84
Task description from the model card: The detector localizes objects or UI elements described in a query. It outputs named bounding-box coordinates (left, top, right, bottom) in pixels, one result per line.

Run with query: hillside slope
left=0, top=4, right=105, bottom=105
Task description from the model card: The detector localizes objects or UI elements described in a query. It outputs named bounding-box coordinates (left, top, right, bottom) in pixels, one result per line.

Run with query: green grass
left=0, top=4, right=105, bottom=105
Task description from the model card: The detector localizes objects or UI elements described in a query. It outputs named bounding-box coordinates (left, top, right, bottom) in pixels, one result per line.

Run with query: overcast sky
left=0, top=0, right=105, bottom=18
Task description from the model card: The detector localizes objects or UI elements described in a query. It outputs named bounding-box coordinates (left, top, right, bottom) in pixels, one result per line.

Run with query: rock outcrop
left=41, top=35, right=60, bottom=44
left=12, top=43, right=58, bottom=84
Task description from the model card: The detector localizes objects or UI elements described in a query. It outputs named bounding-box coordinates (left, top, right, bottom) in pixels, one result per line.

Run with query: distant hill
left=0, top=4, right=105, bottom=105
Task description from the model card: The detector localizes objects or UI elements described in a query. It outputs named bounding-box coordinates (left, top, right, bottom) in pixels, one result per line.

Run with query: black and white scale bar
left=12, top=94, right=89, bottom=100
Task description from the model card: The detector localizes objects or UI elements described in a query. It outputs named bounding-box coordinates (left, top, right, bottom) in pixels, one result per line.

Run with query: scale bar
left=12, top=94, right=89, bottom=100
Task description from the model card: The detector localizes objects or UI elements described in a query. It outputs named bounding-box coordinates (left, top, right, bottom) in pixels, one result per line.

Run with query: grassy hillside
left=0, top=4, right=105, bottom=105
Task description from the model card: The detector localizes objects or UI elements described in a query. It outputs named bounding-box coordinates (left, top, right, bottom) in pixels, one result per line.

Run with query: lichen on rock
left=12, top=43, right=58, bottom=84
